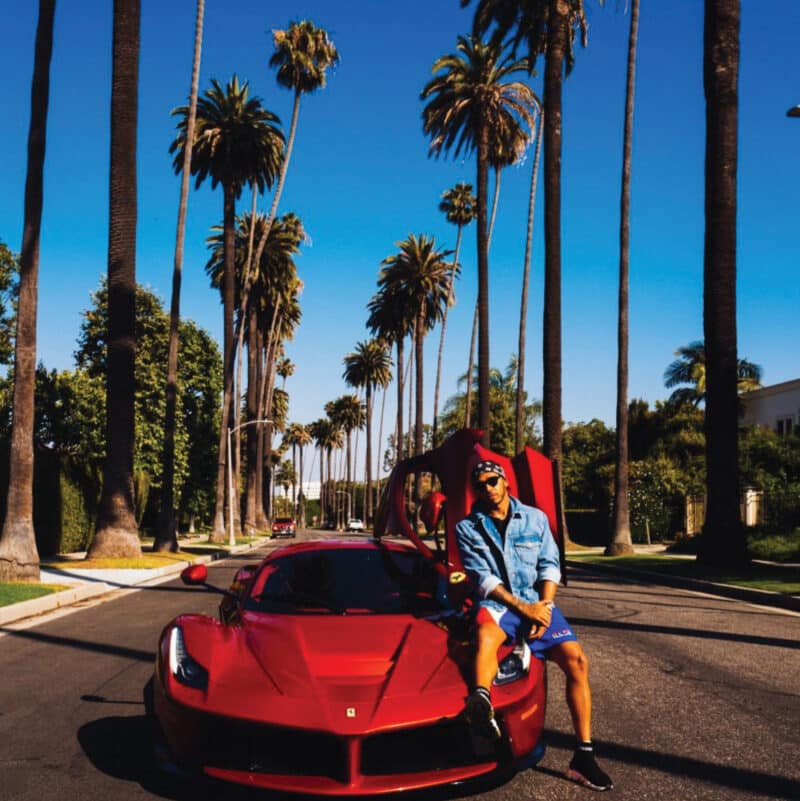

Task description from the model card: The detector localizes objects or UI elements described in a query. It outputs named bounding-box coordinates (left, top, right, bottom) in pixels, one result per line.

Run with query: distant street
left=1, top=531, right=798, bottom=801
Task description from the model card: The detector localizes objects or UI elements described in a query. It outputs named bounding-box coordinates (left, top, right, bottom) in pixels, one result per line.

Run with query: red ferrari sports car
left=148, top=429, right=563, bottom=795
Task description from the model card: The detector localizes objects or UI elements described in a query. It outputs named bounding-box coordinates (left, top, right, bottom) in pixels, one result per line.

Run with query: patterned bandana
left=471, top=460, right=506, bottom=482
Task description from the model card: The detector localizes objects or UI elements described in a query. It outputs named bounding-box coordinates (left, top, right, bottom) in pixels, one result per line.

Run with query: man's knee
left=476, top=621, right=507, bottom=651
left=554, top=643, right=589, bottom=680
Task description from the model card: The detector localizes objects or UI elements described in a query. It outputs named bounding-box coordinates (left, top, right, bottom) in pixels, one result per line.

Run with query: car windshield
left=246, top=548, right=451, bottom=616
left=273, top=518, right=293, bottom=524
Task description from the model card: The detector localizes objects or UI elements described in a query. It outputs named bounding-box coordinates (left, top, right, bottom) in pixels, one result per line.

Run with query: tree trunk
left=464, top=301, right=478, bottom=428
left=155, top=0, right=204, bottom=552
left=244, top=309, right=259, bottom=534
left=0, top=0, right=55, bottom=580
left=476, top=119, right=491, bottom=446
left=415, top=308, right=425, bottom=457
left=607, top=0, right=639, bottom=556
left=365, top=385, right=373, bottom=523
left=516, top=107, right=543, bottom=454
left=433, top=225, right=462, bottom=446
left=700, top=0, right=747, bottom=567
left=89, top=0, right=142, bottom=559
left=209, top=182, right=237, bottom=542
left=395, top=338, right=404, bottom=462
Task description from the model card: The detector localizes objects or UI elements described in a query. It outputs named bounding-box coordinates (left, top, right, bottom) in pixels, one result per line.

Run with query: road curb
left=0, top=537, right=272, bottom=627
left=566, top=558, right=800, bottom=613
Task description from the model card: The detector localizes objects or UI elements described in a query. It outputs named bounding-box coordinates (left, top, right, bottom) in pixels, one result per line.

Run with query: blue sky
left=2, top=1, right=799, bottom=476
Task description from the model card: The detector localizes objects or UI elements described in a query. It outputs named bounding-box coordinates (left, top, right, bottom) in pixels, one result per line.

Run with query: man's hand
left=517, top=599, right=554, bottom=629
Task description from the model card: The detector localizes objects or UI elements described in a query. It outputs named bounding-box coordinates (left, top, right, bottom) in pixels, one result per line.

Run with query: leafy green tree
left=664, top=340, right=761, bottom=407
left=438, top=357, right=541, bottom=456
left=74, top=281, right=221, bottom=530
left=422, top=34, right=536, bottom=446
left=0, top=241, right=19, bottom=366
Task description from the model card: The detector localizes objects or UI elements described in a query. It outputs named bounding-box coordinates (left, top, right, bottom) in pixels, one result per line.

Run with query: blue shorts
left=476, top=604, right=578, bottom=658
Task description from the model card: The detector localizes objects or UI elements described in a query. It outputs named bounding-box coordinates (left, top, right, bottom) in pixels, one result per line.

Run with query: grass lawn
left=569, top=553, right=800, bottom=595
left=0, top=582, right=70, bottom=607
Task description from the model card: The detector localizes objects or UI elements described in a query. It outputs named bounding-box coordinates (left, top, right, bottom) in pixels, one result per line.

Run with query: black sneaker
left=566, top=750, right=613, bottom=791
left=463, top=688, right=501, bottom=740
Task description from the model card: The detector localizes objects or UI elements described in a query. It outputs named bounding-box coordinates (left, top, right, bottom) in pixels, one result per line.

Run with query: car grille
left=361, top=718, right=499, bottom=775
left=208, top=719, right=347, bottom=781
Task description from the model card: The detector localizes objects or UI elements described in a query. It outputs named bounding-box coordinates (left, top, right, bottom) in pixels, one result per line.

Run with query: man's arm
left=487, top=579, right=557, bottom=629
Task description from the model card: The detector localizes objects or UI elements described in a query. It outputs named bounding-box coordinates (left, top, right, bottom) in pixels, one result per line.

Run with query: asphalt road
left=1, top=529, right=798, bottom=801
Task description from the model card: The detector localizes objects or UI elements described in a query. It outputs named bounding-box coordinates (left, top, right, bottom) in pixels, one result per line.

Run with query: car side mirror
left=420, top=491, right=447, bottom=534
left=181, top=564, right=208, bottom=586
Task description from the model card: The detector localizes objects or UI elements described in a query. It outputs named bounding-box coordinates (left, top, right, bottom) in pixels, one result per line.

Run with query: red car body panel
left=152, top=432, right=557, bottom=795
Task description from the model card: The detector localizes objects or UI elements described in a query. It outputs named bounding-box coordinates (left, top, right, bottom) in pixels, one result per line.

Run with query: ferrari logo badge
left=346, top=707, right=356, bottom=718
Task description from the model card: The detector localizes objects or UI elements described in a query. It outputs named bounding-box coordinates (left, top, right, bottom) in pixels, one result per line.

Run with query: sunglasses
left=474, top=475, right=502, bottom=490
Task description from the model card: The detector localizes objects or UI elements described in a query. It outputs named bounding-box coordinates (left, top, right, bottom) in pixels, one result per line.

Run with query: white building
left=740, top=378, right=800, bottom=435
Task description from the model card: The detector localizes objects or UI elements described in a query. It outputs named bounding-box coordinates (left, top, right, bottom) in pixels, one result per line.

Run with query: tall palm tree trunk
left=466, top=169, right=499, bottom=432
left=89, top=0, right=142, bottom=559
left=607, top=0, right=639, bottom=556
left=244, top=311, right=259, bottom=534
left=0, top=0, right=55, bottom=580
left=415, top=309, right=425, bottom=456
left=396, top=338, right=405, bottom=461
left=700, top=0, right=747, bottom=567
left=210, top=183, right=237, bottom=542
left=155, top=0, right=204, bottom=552
left=476, top=120, right=491, bottom=446
left=542, top=0, right=567, bottom=470
left=433, top=225, right=463, bottom=446
left=365, top=385, right=373, bottom=523
left=516, top=108, right=543, bottom=454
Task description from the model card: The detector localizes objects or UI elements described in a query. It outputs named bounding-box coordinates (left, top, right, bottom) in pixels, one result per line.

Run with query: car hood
left=183, top=613, right=471, bottom=734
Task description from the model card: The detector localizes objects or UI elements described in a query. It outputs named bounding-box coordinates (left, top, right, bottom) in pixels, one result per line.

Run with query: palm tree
left=0, top=0, right=56, bottom=580
left=88, top=0, right=143, bottom=559
left=515, top=104, right=543, bottom=453
left=367, top=286, right=412, bottom=464
left=607, top=0, right=640, bottom=558
left=251, top=21, right=339, bottom=276
left=309, top=418, right=330, bottom=524
left=327, top=395, right=364, bottom=513
left=207, top=211, right=304, bottom=533
left=379, top=235, right=451, bottom=457
left=282, top=421, right=310, bottom=520
left=343, top=340, right=392, bottom=523
left=155, top=0, right=205, bottom=552
left=465, top=0, right=590, bottom=470
left=664, top=341, right=761, bottom=407
left=170, top=75, right=284, bottom=540
left=433, top=182, right=476, bottom=445
left=421, top=35, right=537, bottom=446
left=702, top=0, right=746, bottom=568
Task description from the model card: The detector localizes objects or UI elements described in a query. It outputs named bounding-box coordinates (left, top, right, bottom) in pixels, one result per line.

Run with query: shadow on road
left=541, top=728, right=800, bottom=800
left=0, top=626, right=154, bottom=661
left=569, top=615, right=799, bottom=650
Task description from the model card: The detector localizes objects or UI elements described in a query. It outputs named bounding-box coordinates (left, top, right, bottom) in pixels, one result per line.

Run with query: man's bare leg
left=463, top=621, right=507, bottom=739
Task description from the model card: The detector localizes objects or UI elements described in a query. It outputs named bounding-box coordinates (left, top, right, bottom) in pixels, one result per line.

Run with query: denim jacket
left=455, top=495, right=562, bottom=612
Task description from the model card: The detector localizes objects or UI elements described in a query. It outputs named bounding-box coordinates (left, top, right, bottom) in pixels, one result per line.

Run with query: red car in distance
left=271, top=516, right=296, bottom=538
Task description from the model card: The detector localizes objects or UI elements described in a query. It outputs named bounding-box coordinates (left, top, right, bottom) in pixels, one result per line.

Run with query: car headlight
left=494, top=641, right=531, bottom=686
left=168, top=626, right=209, bottom=690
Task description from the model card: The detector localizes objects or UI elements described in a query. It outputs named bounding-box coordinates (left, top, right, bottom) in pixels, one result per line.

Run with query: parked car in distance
left=346, top=518, right=365, bottom=532
left=271, top=517, right=296, bottom=538
left=322, top=519, right=336, bottom=530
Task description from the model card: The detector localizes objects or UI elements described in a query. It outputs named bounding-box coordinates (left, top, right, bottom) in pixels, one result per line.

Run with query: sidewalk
left=565, top=545, right=800, bottom=613
left=0, top=536, right=272, bottom=627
